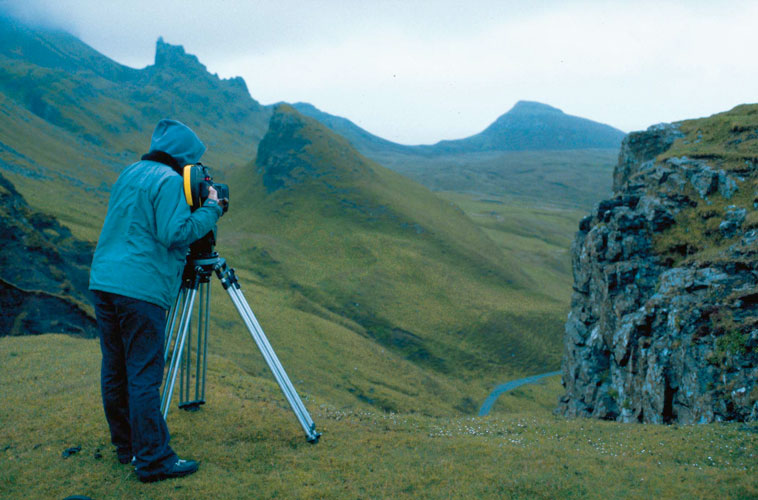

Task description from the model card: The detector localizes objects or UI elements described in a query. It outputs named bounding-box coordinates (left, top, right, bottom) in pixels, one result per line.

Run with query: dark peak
left=507, top=101, right=564, bottom=115
left=291, top=101, right=317, bottom=110
left=226, top=75, right=249, bottom=94
left=271, top=103, right=304, bottom=124
left=152, top=38, right=253, bottom=97
left=265, top=103, right=333, bottom=148
left=154, top=38, right=207, bottom=73
left=257, top=104, right=367, bottom=192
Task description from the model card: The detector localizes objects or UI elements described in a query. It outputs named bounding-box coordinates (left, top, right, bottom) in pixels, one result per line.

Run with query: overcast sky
left=3, top=0, right=757, bottom=145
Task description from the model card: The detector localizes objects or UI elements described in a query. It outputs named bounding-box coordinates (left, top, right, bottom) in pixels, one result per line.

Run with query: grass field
left=436, top=192, right=585, bottom=303
left=369, top=148, right=617, bottom=211
left=2, top=335, right=755, bottom=499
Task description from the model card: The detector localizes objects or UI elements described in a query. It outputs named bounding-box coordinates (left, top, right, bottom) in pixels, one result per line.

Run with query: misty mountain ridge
left=437, top=100, right=626, bottom=152
left=0, top=10, right=621, bottom=160
left=0, top=14, right=271, bottom=216
left=0, top=5, right=622, bottom=219
left=291, top=100, right=626, bottom=157
left=290, top=99, right=624, bottom=209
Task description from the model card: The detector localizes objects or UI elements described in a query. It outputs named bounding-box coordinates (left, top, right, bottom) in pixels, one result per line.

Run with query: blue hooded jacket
left=89, top=119, right=223, bottom=309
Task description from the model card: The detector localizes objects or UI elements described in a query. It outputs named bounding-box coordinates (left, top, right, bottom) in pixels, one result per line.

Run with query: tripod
left=159, top=247, right=321, bottom=444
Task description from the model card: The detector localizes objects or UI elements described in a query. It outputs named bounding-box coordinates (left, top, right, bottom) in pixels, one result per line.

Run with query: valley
left=1, top=12, right=755, bottom=499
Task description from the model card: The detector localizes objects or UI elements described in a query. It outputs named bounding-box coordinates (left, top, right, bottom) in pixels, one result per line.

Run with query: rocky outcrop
left=559, top=121, right=758, bottom=424
left=0, top=173, right=96, bottom=337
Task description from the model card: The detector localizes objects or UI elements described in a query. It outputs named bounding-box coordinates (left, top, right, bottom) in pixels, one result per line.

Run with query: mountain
left=292, top=101, right=623, bottom=209
left=560, top=104, right=758, bottom=423
left=292, top=100, right=625, bottom=155
left=0, top=14, right=271, bottom=239
left=216, top=104, right=566, bottom=412
left=425, top=101, right=625, bottom=154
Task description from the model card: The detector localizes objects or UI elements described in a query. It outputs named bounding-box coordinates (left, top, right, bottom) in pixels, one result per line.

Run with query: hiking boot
left=138, top=458, right=199, bottom=483
left=116, top=446, right=132, bottom=465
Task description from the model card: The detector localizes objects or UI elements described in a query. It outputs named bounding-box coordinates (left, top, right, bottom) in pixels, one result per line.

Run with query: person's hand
left=207, top=186, right=219, bottom=202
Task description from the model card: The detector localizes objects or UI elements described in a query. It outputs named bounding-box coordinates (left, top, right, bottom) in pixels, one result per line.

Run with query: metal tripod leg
left=180, top=281, right=209, bottom=410
left=217, top=264, right=321, bottom=443
left=161, top=277, right=199, bottom=419
left=164, top=288, right=185, bottom=359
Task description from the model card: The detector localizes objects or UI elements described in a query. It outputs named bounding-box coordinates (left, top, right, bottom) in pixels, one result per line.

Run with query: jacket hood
left=148, top=119, right=206, bottom=167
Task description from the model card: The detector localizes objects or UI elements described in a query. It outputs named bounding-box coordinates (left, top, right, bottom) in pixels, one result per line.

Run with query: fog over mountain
left=3, top=0, right=755, bottom=145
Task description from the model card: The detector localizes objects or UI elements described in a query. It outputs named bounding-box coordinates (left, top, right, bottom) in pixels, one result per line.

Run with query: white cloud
left=3, top=0, right=757, bottom=143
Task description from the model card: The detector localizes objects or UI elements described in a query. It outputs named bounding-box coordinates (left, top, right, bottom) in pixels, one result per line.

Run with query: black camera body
left=183, top=163, right=229, bottom=258
left=182, top=163, right=229, bottom=213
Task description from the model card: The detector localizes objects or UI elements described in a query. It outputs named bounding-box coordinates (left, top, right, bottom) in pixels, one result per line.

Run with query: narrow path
left=478, top=371, right=561, bottom=416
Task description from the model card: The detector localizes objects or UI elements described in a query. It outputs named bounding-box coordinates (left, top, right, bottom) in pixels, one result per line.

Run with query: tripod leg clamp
left=214, top=259, right=240, bottom=290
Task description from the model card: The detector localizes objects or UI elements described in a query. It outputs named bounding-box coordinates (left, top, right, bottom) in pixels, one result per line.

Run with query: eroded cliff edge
left=559, top=105, right=758, bottom=423
left=0, top=172, right=96, bottom=337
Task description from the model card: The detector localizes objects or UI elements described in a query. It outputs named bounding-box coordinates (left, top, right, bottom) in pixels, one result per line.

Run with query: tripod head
left=188, top=227, right=218, bottom=261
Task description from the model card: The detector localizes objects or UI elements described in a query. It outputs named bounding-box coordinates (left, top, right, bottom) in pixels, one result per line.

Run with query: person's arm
left=153, top=175, right=223, bottom=249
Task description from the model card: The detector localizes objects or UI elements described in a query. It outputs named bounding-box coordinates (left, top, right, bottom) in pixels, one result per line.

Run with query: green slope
left=0, top=15, right=270, bottom=239
left=292, top=101, right=620, bottom=211
left=211, top=105, right=566, bottom=413
left=2, top=334, right=755, bottom=499
left=0, top=15, right=568, bottom=414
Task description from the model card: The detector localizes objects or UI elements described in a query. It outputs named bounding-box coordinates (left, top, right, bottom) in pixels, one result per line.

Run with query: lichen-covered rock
left=559, top=118, right=758, bottom=424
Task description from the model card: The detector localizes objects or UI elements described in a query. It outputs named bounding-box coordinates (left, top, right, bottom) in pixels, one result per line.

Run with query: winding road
left=478, top=371, right=561, bottom=416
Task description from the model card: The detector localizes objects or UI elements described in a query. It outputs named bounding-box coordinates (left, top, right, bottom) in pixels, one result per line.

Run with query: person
left=89, top=119, right=224, bottom=483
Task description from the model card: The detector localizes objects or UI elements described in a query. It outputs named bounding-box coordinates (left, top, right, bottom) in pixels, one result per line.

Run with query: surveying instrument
left=159, top=164, right=320, bottom=443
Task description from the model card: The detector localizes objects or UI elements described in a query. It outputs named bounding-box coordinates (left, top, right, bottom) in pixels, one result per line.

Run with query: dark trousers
left=93, top=290, right=177, bottom=475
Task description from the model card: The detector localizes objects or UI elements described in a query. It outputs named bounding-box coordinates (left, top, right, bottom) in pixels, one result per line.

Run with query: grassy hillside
left=0, top=15, right=572, bottom=416
left=2, top=334, right=755, bottom=499
left=292, top=101, right=620, bottom=211
left=207, top=105, right=567, bottom=414
left=0, top=16, right=270, bottom=240
left=436, top=192, right=585, bottom=303
left=651, top=104, right=758, bottom=265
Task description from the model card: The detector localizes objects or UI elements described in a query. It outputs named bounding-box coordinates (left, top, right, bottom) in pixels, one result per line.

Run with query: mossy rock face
left=561, top=105, right=758, bottom=424
left=0, top=172, right=96, bottom=337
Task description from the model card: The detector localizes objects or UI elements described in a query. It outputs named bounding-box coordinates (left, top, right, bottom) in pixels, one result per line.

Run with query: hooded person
left=90, top=119, right=224, bottom=482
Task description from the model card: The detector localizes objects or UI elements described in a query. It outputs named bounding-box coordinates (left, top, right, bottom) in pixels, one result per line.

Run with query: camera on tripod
left=182, top=163, right=229, bottom=213
left=163, top=164, right=321, bottom=443
left=182, top=163, right=229, bottom=258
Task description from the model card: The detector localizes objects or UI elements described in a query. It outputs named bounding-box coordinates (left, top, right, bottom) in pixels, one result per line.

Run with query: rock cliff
left=0, top=172, right=96, bottom=337
left=559, top=105, right=758, bottom=423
